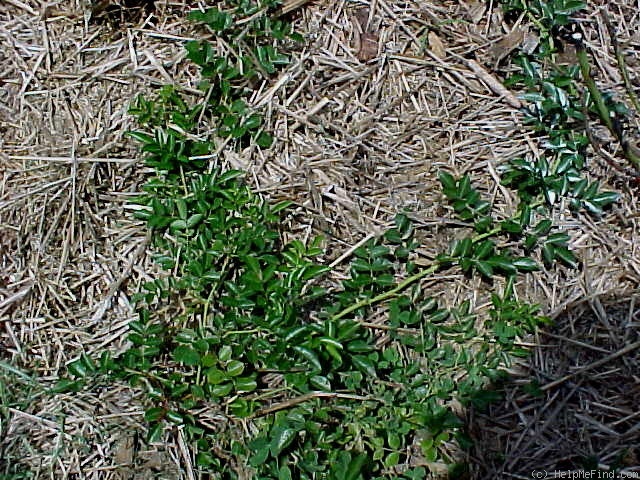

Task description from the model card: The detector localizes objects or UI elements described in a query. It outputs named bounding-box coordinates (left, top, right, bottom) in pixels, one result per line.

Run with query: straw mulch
left=1, top=0, right=639, bottom=477
left=470, top=296, right=640, bottom=478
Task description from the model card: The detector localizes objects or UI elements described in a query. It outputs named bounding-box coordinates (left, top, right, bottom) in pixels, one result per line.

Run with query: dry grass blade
left=276, top=0, right=314, bottom=16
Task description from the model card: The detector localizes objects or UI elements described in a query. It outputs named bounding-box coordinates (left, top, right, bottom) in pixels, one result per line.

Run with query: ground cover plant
left=2, top=0, right=638, bottom=478
left=54, top=0, right=623, bottom=477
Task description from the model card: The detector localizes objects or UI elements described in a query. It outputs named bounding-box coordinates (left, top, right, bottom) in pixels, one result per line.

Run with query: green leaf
left=196, top=452, right=215, bottom=467
left=244, top=115, right=262, bottom=130
left=173, top=345, right=201, bottom=366
left=500, top=220, right=522, bottom=234
left=344, top=454, right=368, bottom=480
left=429, top=309, right=450, bottom=323
left=554, top=246, right=578, bottom=268
left=388, top=432, right=401, bottom=450
left=230, top=99, right=247, bottom=114
left=592, top=190, right=619, bottom=207
left=352, top=355, right=377, bottom=377
left=188, top=8, right=233, bottom=31
left=438, top=171, right=456, bottom=193
left=218, top=345, right=233, bottom=362
left=50, top=378, right=83, bottom=393
left=347, top=340, right=374, bottom=353
left=545, top=232, right=570, bottom=245
left=166, top=410, right=184, bottom=424
left=474, top=240, right=494, bottom=260
left=524, top=234, right=538, bottom=251
left=170, top=219, right=187, bottom=230
left=126, top=130, right=154, bottom=144
left=324, top=343, right=343, bottom=364
left=421, top=442, right=438, bottom=462
left=249, top=437, right=270, bottom=466
left=147, top=422, right=164, bottom=443
left=319, top=337, right=343, bottom=350
left=210, top=382, right=233, bottom=397
left=486, top=255, right=517, bottom=275
left=144, top=407, right=165, bottom=422
left=475, top=261, right=493, bottom=278
left=271, top=201, right=292, bottom=214
left=512, top=257, right=539, bottom=272
left=226, top=360, right=245, bottom=377
left=474, top=215, right=492, bottom=233
left=176, top=199, right=187, bottom=220
left=186, top=213, right=204, bottom=228
left=556, top=1, right=586, bottom=15
left=542, top=243, right=555, bottom=266
left=231, top=398, right=253, bottom=417
left=270, top=427, right=297, bottom=457
left=207, top=368, right=227, bottom=385
left=278, top=466, right=292, bottom=480
left=458, top=175, right=471, bottom=196
left=384, top=452, right=400, bottom=468
left=451, top=237, right=473, bottom=257
left=256, top=132, right=274, bottom=148
left=310, top=375, right=331, bottom=390
left=218, top=170, right=245, bottom=185
left=67, top=359, right=88, bottom=378
left=293, top=346, right=322, bottom=371
left=235, top=377, right=257, bottom=392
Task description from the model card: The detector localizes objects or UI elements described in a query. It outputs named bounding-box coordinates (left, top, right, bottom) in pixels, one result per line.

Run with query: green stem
left=522, top=0, right=548, bottom=36
left=472, top=226, right=502, bottom=243
left=576, top=42, right=640, bottom=170
left=223, top=328, right=261, bottom=337
left=330, top=225, right=509, bottom=322
left=331, top=262, right=440, bottom=321
left=330, top=203, right=551, bottom=323
left=576, top=45, right=615, bottom=133
left=602, top=10, right=640, bottom=114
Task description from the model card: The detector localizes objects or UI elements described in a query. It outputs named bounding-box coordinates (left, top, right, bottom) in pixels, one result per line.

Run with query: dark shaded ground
left=468, top=295, right=640, bottom=478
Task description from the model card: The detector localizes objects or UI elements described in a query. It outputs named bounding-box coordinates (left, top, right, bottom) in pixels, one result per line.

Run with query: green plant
left=501, top=60, right=619, bottom=213
left=501, top=0, right=639, bottom=178
left=57, top=167, right=570, bottom=477
left=50, top=1, right=627, bottom=478
left=499, top=0, right=586, bottom=57
left=181, top=1, right=300, bottom=147
left=574, top=39, right=640, bottom=170
left=0, top=363, right=43, bottom=478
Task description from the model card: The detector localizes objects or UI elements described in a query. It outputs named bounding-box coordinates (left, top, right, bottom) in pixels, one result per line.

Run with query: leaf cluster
left=500, top=52, right=619, bottom=214
left=47, top=2, right=616, bottom=479
left=499, top=0, right=586, bottom=57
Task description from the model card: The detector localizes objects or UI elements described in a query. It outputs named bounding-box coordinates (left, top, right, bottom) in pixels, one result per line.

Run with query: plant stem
left=330, top=224, right=512, bottom=322
left=471, top=226, right=502, bottom=243
left=576, top=45, right=615, bottom=133
left=331, top=263, right=440, bottom=321
left=249, top=391, right=375, bottom=418
left=601, top=9, right=640, bottom=114
left=576, top=41, right=640, bottom=170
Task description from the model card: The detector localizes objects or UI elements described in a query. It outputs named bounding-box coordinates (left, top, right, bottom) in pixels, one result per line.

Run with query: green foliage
left=488, top=278, right=550, bottom=353
left=501, top=60, right=617, bottom=210
left=496, top=2, right=620, bottom=215
left=55, top=195, right=554, bottom=477
left=178, top=1, right=299, bottom=146
left=439, top=172, right=492, bottom=232
left=438, top=173, right=550, bottom=278
left=499, top=0, right=586, bottom=57
left=501, top=0, right=640, bottom=172
left=46, top=1, right=625, bottom=478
